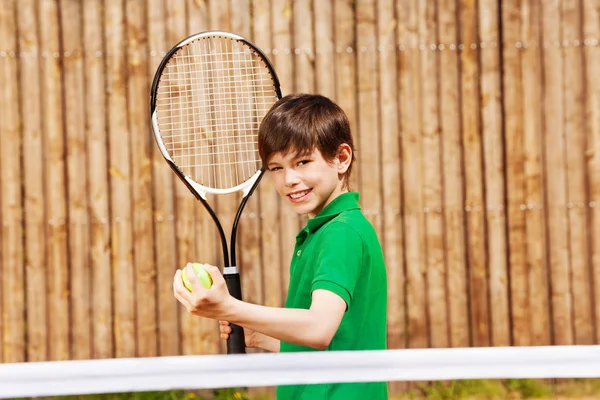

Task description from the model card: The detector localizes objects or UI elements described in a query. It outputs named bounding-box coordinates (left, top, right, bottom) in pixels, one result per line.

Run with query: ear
left=336, top=143, right=352, bottom=174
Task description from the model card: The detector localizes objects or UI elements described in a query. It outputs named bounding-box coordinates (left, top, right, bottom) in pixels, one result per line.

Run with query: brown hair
left=258, top=93, right=355, bottom=187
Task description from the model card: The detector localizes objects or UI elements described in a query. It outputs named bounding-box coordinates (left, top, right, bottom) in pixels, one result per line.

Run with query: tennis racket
left=150, top=31, right=282, bottom=354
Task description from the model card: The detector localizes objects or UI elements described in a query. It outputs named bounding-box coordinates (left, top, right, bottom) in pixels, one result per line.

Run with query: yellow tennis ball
left=182, top=262, right=213, bottom=291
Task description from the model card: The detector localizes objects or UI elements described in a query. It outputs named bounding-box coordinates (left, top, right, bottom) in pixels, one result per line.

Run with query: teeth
left=290, top=190, right=309, bottom=199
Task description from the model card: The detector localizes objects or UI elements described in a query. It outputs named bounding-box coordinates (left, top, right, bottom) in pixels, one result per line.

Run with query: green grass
left=394, top=379, right=600, bottom=399
left=14, top=380, right=600, bottom=400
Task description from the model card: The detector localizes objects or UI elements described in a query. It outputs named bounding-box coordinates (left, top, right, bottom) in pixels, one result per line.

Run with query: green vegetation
left=13, top=379, right=600, bottom=400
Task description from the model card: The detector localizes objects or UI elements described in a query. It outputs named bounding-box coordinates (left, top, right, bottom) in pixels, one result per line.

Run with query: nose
left=284, top=168, right=300, bottom=187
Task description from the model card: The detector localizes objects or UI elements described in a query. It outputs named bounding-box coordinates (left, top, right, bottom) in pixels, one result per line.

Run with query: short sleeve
left=311, top=222, right=363, bottom=308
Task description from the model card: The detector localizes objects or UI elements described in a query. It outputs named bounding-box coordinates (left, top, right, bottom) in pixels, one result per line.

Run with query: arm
left=225, top=289, right=346, bottom=350
left=174, top=265, right=346, bottom=350
left=220, top=321, right=281, bottom=352
left=250, top=331, right=281, bottom=352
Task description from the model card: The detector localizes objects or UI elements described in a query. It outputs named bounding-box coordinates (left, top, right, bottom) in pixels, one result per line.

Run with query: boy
left=173, top=94, right=388, bottom=400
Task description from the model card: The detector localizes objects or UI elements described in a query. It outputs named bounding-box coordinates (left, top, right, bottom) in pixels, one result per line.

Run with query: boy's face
left=266, top=146, right=349, bottom=218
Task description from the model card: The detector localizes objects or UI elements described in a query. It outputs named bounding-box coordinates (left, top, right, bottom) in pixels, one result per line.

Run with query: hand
left=173, top=264, right=233, bottom=319
left=219, top=320, right=257, bottom=348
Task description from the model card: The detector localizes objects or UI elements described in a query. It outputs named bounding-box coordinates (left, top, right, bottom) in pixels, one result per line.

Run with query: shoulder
left=325, top=209, right=379, bottom=245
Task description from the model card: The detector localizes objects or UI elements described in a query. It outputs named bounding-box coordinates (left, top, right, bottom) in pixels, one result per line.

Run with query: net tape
left=1, top=345, right=600, bottom=398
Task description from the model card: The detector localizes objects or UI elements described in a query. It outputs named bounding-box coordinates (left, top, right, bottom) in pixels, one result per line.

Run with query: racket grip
left=224, top=271, right=246, bottom=354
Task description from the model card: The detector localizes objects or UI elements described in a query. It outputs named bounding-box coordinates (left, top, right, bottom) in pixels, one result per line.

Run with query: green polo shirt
left=276, top=192, right=388, bottom=400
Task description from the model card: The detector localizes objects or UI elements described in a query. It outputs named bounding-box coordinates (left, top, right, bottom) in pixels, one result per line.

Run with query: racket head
left=150, top=31, right=282, bottom=198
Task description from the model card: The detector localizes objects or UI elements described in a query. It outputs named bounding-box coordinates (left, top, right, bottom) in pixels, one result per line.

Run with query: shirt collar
left=296, top=192, right=361, bottom=242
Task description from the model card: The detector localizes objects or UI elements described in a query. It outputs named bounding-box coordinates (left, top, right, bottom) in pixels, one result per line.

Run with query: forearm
left=224, top=299, right=332, bottom=350
left=253, top=332, right=280, bottom=352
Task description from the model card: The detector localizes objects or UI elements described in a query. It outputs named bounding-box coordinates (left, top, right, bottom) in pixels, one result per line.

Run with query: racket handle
left=224, top=270, right=246, bottom=354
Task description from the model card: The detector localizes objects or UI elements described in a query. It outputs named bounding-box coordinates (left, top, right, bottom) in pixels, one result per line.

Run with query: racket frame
left=150, top=30, right=282, bottom=354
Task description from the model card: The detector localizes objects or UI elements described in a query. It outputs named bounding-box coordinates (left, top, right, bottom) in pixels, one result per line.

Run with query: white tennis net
left=1, top=345, right=599, bottom=398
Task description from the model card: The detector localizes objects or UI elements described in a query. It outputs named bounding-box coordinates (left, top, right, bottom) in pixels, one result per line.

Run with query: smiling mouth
left=288, top=189, right=312, bottom=201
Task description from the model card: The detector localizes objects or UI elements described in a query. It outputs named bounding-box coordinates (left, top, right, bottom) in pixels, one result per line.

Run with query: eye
left=298, top=159, right=311, bottom=166
left=269, top=166, right=282, bottom=172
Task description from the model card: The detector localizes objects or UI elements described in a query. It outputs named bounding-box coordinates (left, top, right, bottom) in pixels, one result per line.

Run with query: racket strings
left=155, top=36, right=278, bottom=190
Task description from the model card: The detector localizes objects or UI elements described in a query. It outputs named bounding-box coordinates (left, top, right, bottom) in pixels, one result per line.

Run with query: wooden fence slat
left=208, top=0, right=236, bottom=355
left=541, top=0, right=573, bottom=345
left=292, top=0, right=315, bottom=94
left=0, top=0, right=25, bottom=363
left=163, top=0, right=198, bottom=355
left=478, top=0, right=510, bottom=347
left=186, top=0, right=219, bottom=355
left=60, top=0, right=91, bottom=360
left=147, top=0, right=179, bottom=357
left=17, top=0, right=48, bottom=362
left=83, top=0, right=113, bottom=359
left=503, top=0, right=530, bottom=347
left=438, top=0, right=469, bottom=349
left=459, top=0, right=490, bottom=347
left=582, top=0, right=600, bottom=345
left=232, top=0, right=266, bottom=355
left=253, top=0, right=283, bottom=315
left=561, top=0, right=594, bottom=345
left=334, top=0, right=360, bottom=196
left=397, top=0, right=428, bottom=350
left=419, top=0, right=448, bottom=349
left=377, top=0, right=405, bottom=353
left=271, top=0, right=297, bottom=299
left=522, top=0, right=551, bottom=346
left=314, top=0, right=335, bottom=98
left=126, top=0, right=158, bottom=357
left=39, top=0, right=70, bottom=361
left=356, top=0, right=383, bottom=239
left=105, top=0, right=136, bottom=358
left=187, top=0, right=208, bottom=35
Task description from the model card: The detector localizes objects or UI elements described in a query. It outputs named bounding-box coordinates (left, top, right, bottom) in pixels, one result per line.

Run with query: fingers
left=203, top=264, right=225, bottom=287
left=219, top=320, right=232, bottom=340
left=184, top=264, right=205, bottom=293
left=173, top=269, right=192, bottom=310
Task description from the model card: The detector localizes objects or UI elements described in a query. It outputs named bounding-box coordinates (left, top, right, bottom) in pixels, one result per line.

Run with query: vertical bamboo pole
left=17, top=0, right=48, bottom=361
left=0, top=0, right=25, bottom=363
left=60, top=0, right=91, bottom=360
left=127, top=0, right=158, bottom=357
left=208, top=0, right=235, bottom=354
left=314, top=0, right=335, bottom=98
left=459, top=0, right=490, bottom=347
left=419, top=0, right=448, bottom=349
left=397, top=0, right=428, bottom=349
left=105, top=0, right=136, bottom=357
left=187, top=0, right=208, bottom=34
left=522, top=0, right=551, bottom=346
left=356, top=0, right=382, bottom=236
left=582, top=0, right=600, bottom=345
left=334, top=0, right=360, bottom=193
left=254, top=0, right=283, bottom=316
left=562, top=0, right=594, bottom=345
left=232, top=0, right=263, bottom=320
left=165, top=0, right=197, bottom=355
left=83, top=0, right=113, bottom=359
left=271, top=0, right=296, bottom=299
left=39, top=0, right=70, bottom=360
left=479, top=0, right=510, bottom=346
left=185, top=0, right=216, bottom=356
left=148, top=0, right=179, bottom=356
left=503, top=0, right=529, bottom=346
left=541, top=0, right=573, bottom=345
left=377, top=0, right=405, bottom=353
left=292, top=0, right=315, bottom=94
left=438, top=0, right=469, bottom=348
